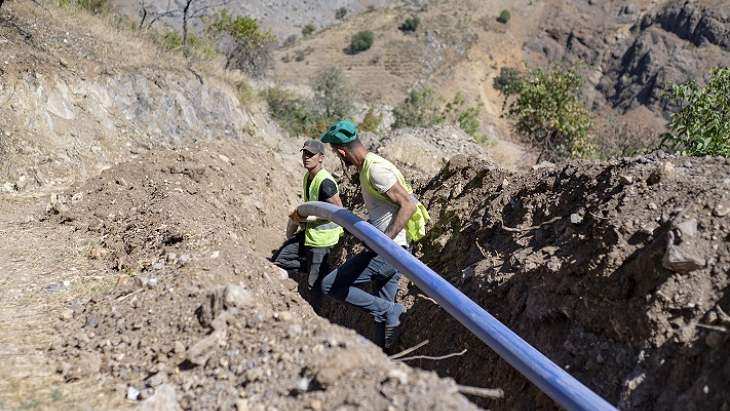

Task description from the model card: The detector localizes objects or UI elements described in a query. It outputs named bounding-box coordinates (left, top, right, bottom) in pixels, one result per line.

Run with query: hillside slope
left=273, top=0, right=729, bottom=150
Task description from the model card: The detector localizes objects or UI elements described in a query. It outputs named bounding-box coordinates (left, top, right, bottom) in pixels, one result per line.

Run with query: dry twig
left=389, top=340, right=429, bottom=360
left=397, top=349, right=467, bottom=362
left=499, top=216, right=561, bottom=232
left=417, top=293, right=439, bottom=305
left=696, top=323, right=728, bottom=333
left=457, top=385, right=505, bottom=399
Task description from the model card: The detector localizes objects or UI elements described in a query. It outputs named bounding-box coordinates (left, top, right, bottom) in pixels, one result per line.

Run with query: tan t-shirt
left=360, top=154, right=408, bottom=246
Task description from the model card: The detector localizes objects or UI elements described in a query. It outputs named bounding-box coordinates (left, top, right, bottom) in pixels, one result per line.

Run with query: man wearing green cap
left=272, top=139, right=344, bottom=310
left=318, top=119, right=429, bottom=350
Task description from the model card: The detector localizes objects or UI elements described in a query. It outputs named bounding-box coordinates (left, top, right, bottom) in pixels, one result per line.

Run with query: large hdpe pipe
left=298, top=201, right=617, bottom=411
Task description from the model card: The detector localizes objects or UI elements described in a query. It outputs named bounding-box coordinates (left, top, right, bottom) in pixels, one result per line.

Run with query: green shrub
left=399, top=16, right=420, bottom=32
left=497, top=9, right=511, bottom=24
left=662, top=67, right=730, bottom=157
left=393, top=87, right=444, bottom=128
left=349, top=31, right=374, bottom=54
left=493, top=67, right=523, bottom=96
left=501, top=68, right=594, bottom=160
left=442, top=92, right=484, bottom=140
left=156, top=31, right=215, bottom=58
left=302, top=24, right=316, bottom=37
left=312, top=66, right=355, bottom=119
left=335, top=7, right=348, bottom=20
left=209, top=11, right=276, bottom=78
left=359, top=109, right=383, bottom=133
left=264, top=88, right=322, bottom=137
left=160, top=31, right=183, bottom=50
left=235, top=80, right=256, bottom=106
left=283, top=34, right=297, bottom=47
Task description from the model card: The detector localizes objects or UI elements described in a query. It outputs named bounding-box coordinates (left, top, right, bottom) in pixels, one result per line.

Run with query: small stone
left=569, top=213, right=583, bottom=225
left=294, top=377, right=311, bottom=393
left=59, top=308, right=73, bottom=321
left=223, top=285, right=252, bottom=309
left=675, top=219, right=698, bottom=238
left=703, top=385, right=710, bottom=395
left=619, top=174, right=633, bottom=184
left=174, top=341, right=186, bottom=354
left=663, top=232, right=705, bottom=273
left=713, top=203, right=729, bottom=217
left=138, top=388, right=155, bottom=401
left=308, top=399, right=323, bottom=411
left=139, top=384, right=180, bottom=410
left=177, top=254, right=191, bottom=266
left=210, top=251, right=220, bottom=259
left=85, top=315, right=98, bottom=328
left=145, top=372, right=166, bottom=387
left=147, top=277, right=158, bottom=288
left=127, top=386, right=140, bottom=401
left=648, top=202, right=658, bottom=211
left=236, top=399, right=250, bottom=411
left=275, top=311, right=293, bottom=322
left=166, top=253, right=177, bottom=263
left=648, top=161, right=675, bottom=184
left=387, top=368, right=409, bottom=385
left=287, top=324, right=302, bottom=338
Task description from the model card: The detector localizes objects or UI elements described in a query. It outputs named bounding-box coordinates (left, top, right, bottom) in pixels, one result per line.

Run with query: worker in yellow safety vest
left=272, top=139, right=344, bottom=310
left=318, top=120, right=430, bottom=350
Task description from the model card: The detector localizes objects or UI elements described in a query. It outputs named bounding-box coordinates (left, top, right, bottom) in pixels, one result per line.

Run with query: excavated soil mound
left=397, top=153, right=730, bottom=410
left=43, top=140, right=476, bottom=410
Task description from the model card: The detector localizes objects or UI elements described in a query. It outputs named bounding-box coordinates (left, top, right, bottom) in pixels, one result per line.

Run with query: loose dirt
left=398, top=153, right=730, bottom=410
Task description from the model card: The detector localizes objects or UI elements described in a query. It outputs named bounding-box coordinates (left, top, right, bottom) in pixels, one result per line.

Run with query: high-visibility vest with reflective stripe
left=360, top=153, right=431, bottom=243
left=302, top=169, right=344, bottom=248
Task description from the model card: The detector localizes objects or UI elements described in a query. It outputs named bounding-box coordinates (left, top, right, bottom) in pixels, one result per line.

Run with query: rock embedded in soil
left=223, top=285, right=253, bottom=309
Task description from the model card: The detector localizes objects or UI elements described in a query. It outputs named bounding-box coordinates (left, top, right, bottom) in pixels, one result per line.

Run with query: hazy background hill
left=102, top=0, right=729, bottom=167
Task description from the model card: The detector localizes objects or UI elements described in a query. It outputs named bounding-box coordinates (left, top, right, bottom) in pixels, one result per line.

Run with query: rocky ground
left=2, top=2, right=729, bottom=411
left=399, top=153, right=730, bottom=410
left=38, top=141, right=476, bottom=411
left=0, top=4, right=480, bottom=410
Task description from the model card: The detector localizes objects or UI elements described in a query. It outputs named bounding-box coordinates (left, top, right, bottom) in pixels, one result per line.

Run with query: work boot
left=384, top=303, right=405, bottom=351
left=373, top=322, right=385, bottom=348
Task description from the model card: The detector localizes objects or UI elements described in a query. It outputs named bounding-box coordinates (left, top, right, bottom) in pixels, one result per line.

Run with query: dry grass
left=6, top=0, right=252, bottom=97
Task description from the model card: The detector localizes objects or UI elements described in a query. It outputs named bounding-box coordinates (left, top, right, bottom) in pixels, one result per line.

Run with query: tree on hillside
left=175, top=0, right=231, bottom=53
left=312, top=66, right=354, bottom=119
left=137, top=0, right=179, bottom=29
left=393, top=87, right=444, bottom=128
left=348, top=31, right=374, bottom=54
left=499, top=67, right=594, bottom=160
left=208, top=10, right=276, bottom=78
left=662, top=67, right=730, bottom=158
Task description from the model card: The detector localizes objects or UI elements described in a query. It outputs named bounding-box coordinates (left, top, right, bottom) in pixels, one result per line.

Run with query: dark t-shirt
left=306, top=178, right=338, bottom=201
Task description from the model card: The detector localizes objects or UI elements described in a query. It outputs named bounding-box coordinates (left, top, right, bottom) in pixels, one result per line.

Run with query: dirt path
left=0, top=193, right=125, bottom=410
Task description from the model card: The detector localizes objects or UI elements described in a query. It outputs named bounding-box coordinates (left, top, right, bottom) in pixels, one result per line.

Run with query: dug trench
left=317, top=153, right=730, bottom=410
left=5, top=139, right=729, bottom=411
left=33, top=140, right=478, bottom=410
left=41, top=146, right=730, bottom=410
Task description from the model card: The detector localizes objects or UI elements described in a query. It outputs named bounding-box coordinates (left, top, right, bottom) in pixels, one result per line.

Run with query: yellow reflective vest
left=302, top=169, right=344, bottom=248
left=360, top=153, right=431, bottom=243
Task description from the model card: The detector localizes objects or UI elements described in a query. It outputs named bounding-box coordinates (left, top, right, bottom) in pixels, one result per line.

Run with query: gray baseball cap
left=301, top=139, right=325, bottom=155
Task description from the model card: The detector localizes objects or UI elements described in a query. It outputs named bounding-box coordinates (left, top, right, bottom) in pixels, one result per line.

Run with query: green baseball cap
left=320, top=120, right=358, bottom=144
